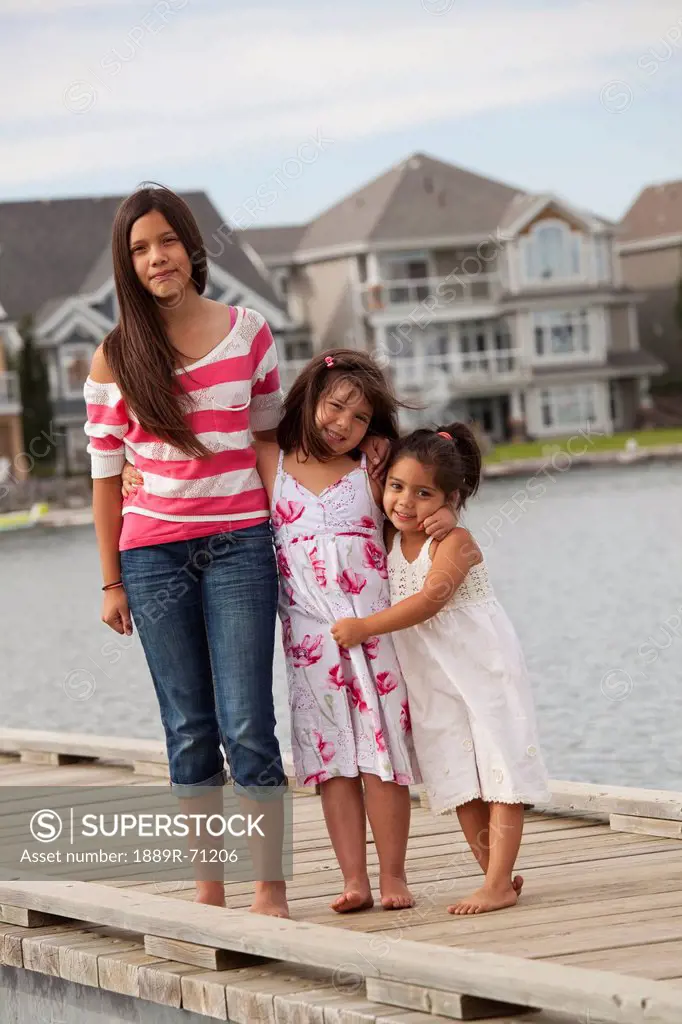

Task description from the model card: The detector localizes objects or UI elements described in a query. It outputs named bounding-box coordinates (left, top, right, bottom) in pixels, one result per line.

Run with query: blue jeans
left=121, top=521, right=286, bottom=797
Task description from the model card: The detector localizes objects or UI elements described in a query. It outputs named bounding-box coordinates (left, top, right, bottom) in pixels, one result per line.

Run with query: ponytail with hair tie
left=387, top=420, right=482, bottom=509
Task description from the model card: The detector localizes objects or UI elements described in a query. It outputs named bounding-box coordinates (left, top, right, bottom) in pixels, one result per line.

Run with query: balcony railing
left=0, top=372, right=20, bottom=412
left=388, top=350, right=528, bottom=395
left=359, top=274, right=500, bottom=314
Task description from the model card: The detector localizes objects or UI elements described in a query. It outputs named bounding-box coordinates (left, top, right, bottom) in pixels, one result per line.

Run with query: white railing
left=359, top=274, right=500, bottom=313
left=0, top=372, right=20, bottom=410
left=389, top=350, right=528, bottom=394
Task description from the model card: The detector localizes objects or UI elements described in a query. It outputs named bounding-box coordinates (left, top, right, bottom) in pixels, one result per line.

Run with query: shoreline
left=2, top=444, right=680, bottom=530
left=483, top=441, right=682, bottom=478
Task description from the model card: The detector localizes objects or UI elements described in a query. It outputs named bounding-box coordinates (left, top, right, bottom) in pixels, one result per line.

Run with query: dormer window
left=522, top=221, right=582, bottom=282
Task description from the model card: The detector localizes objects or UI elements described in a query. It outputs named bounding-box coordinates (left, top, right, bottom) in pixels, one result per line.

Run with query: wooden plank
left=548, top=780, right=682, bottom=821
left=551, top=940, right=682, bottom=980
left=181, top=968, right=231, bottom=1019
left=18, top=750, right=90, bottom=766
left=225, top=968, right=333, bottom=1024
left=365, top=978, right=526, bottom=1020
left=0, top=727, right=168, bottom=764
left=0, top=904, right=69, bottom=927
left=459, top=914, right=682, bottom=960
left=324, top=995, right=410, bottom=1023
left=133, top=759, right=170, bottom=778
left=22, top=927, right=95, bottom=975
left=59, top=934, right=141, bottom=987
left=610, top=814, right=682, bottom=839
left=3, top=881, right=682, bottom=1024
left=0, top=923, right=76, bottom=968
left=138, top=960, right=205, bottom=1006
left=144, top=933, right=269, bottom=971
left=98, top=947, right=167, bottom=997
left=388, top=888, right=682, bottom=945
left=274, top=986, right=360, bottom=1024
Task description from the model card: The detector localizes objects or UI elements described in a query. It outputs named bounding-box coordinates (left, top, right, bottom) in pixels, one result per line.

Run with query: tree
left=675, top=275, right=682, bottom=341
left=17, top=314, right=55, bottom=472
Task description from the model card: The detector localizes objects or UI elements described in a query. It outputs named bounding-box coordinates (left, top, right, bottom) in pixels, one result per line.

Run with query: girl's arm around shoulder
left=426, top=527, right=482, bottom=606
left=252, top=436, right=280, bottom=504
left=331, top=527, right=481, bottom=648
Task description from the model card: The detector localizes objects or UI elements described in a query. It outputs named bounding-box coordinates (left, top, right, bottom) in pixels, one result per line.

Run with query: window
left=66, top=425, right=90, bottom=474
left=594, top=236, right=611, bottom=283
left=609, top=380, right=623, bottom=427
left=381, top=252, right=430, bottom=304
left=92, top=292, right=116, bottom=322
left=271, top=269, right=290, bottom=303
left=282, top=338, right=313, bottom=363
left=533, top=310, right=590, bottom=358
left=60, top=341, right=94, bottom=398
left=540, top=385, right=597, bottom=429
left=524, top=222, right=582, bottom=281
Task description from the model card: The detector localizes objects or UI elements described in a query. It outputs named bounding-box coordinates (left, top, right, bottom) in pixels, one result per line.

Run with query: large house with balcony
left=0, top=304, right=23, bottom=481
left=242, top=152, right=663, bottom=441
left=0, top=192, right=304, bottom=473
left=617, top=179, right=682, bottom=383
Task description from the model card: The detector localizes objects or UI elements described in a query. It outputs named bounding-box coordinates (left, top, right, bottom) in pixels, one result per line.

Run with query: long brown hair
left=103, top=185, right=211, bottom=458
left=277, top=349, right=402, bottom=460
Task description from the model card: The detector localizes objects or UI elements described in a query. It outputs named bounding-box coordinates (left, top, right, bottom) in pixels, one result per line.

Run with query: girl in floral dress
left=255, top=350, right=454, bottom=914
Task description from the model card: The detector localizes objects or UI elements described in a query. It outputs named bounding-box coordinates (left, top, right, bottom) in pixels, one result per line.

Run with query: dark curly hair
left=387, top=421, right=482, bottom=508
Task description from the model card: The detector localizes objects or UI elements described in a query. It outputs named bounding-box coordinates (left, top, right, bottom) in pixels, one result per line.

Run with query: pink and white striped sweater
left=84, top=306, right=283, bottom=551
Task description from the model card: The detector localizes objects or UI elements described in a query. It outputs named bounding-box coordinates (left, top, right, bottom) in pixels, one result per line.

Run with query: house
left=0, top=192, right=305, bottom=473
left=0, top=302, right=23, bottom=482
left=242, top=153, right=663, bottom=441
left=617, top=179, right=682, bottom=382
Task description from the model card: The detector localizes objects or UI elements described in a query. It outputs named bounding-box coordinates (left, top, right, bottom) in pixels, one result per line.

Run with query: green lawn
left=485, top=428, right=682, bottom=464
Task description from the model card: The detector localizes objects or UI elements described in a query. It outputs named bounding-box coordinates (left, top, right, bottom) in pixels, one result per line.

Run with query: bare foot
left=330, top=878, right=374, bottom=914
left=195, top=881, right=225, bottom=907
left=512, top=874, right=524, bottom=895
left=379, top=873, right=415, bottom=911
left=448, top=882, right=518, bottom=915
left=250, top=881, right=289, bottom=918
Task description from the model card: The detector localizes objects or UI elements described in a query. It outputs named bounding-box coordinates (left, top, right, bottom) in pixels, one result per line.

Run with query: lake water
left=2, top=461, right=681, bottom=790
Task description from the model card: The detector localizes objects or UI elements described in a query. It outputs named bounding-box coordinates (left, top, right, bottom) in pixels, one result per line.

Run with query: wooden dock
left=1, top=729, right=682, bottom=1024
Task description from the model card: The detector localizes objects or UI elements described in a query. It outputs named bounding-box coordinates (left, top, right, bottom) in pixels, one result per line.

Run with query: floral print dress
left=272, top=451, right=420, bottom=788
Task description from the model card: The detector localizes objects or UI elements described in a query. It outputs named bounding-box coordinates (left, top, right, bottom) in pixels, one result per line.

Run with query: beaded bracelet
left=102, top=580, right=124, bottom=592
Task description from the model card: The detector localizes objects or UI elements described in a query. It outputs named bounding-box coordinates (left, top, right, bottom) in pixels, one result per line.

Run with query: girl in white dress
left=332, top=422, right=550, bottom=915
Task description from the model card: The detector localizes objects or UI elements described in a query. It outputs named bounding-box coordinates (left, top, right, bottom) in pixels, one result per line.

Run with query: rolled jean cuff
left=233, top=781, right=289, bottom=801
left=170, top=768, right=228, bottom=797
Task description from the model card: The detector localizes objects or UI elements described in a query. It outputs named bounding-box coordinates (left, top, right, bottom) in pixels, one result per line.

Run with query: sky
left=0, top=0, right=680, bottom=228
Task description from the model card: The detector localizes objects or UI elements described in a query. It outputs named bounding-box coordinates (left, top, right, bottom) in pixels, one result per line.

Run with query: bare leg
left=455, top=799, right=524, bottom=896
left=362, top=774, right=414, bottom=910
left=178, top=791, right=226, bottom=908
left=449, top=803, right=524, bottom=914
left=240, top=792, right=289, bottom=918
left=320, top=776, right=373, bottom=913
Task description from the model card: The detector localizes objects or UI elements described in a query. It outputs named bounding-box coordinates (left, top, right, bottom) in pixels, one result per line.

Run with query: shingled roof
left=0, top=190, right=281, bottom=322
left=620, top=180, right=682, bottom=243
left=240, top=225, right=307, bottom=263
left=296, top=152, right=524, bottom=254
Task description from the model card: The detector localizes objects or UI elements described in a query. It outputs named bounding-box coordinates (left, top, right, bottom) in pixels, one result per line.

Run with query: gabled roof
left=0, top=190, right=282, bottom=322
left=239, top=225, right=307, bottom=263
left=620, top=180, right=682, bottom=243
left=296, top=152, right=523, bottom=254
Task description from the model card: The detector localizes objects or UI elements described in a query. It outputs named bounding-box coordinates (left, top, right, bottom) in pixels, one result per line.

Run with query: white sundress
left=272, top=451, right=420, bottom=789
left=387, top=532, right=550, bottom=814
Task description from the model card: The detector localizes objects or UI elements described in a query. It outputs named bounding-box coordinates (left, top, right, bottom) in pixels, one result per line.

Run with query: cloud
left=0, top=0, right=679, bottom=190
